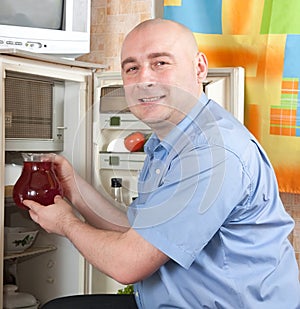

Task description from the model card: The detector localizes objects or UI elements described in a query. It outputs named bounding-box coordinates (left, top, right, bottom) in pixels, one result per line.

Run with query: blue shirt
left=127, top=93, right=300, bottom=308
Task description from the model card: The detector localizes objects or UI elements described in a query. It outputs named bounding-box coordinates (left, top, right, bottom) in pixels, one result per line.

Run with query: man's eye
left=126, top=66, right=138, bottom=74
left=157, top=61, right=166, bottom=66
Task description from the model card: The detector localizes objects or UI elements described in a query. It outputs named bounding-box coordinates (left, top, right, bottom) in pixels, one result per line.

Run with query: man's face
left=121, top=24, right=204, bottom=129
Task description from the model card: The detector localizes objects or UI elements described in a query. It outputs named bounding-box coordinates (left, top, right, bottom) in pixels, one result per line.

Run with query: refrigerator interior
left=89, top=67, right=245, bottom=294
left=2, top=51, right=98, bottom=306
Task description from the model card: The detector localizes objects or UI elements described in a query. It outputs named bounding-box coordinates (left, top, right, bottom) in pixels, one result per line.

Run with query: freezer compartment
left=100, top=85, right=128, bottom=113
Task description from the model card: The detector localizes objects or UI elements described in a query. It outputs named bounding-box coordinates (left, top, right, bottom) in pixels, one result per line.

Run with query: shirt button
left=135, top=291, right=139, bottom=297
left=155, top=168, right=160, bottom=174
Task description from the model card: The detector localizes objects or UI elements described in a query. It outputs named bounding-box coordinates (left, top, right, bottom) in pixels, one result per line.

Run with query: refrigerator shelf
left=4, top=245, right=57, bottom=261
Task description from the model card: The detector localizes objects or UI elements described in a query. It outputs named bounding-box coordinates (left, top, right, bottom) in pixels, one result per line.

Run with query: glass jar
left=13, top=153, right=63, bottom=210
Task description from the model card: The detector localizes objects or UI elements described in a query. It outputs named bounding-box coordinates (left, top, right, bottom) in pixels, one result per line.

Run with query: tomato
left=124, top=132, right=146, bottom=152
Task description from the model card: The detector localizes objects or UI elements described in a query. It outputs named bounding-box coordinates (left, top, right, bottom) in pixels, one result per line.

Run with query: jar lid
left=111, top=178, right=122, bottom=188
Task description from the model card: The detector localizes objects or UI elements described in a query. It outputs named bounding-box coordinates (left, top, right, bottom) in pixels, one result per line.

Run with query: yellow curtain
left=164, top=0, right=300, bottom=193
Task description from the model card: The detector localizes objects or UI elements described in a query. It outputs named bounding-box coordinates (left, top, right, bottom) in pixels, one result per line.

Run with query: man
left=25, top=19, right=300, bottom=308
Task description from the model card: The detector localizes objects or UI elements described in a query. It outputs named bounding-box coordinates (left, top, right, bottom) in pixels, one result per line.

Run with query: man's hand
left=24, top=196, right=80, bottom=236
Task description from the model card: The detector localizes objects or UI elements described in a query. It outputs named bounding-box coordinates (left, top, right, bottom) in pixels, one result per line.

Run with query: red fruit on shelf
left=124, top=132, right=146, bottom=152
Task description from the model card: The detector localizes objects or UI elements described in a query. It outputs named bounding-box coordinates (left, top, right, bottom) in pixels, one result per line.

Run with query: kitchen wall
left=78, top=0, right=300, bottom=271
left=77, top=0, right=161, bottom=71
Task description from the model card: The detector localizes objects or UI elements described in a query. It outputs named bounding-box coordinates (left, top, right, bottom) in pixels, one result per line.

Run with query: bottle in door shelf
left=111, top=178, right=124, bottom=205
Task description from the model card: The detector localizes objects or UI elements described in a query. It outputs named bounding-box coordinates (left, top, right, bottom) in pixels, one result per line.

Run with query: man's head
left=121, top=19, right=208, bottom=136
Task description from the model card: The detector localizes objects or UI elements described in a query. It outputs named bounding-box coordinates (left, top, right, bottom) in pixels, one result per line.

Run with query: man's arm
left=25, top=197, right=169, bottom=284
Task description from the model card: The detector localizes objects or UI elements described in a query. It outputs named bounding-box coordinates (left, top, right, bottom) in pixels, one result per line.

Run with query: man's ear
left=196, top=52, right=208, bottom=83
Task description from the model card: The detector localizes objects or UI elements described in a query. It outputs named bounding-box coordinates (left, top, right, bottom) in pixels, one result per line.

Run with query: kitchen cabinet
left=0, top=49, right=106, bottom=306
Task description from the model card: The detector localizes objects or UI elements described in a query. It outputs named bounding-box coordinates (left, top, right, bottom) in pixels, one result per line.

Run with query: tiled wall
left=77, top=0, right=153, bottom=71
left=78, top=0, right=300, bottom=272
left=280, top=193, right=300, bottom=270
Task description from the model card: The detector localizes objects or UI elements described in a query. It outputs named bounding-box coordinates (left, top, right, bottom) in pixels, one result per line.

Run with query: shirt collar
left=144, top=92, right=210, bottom=156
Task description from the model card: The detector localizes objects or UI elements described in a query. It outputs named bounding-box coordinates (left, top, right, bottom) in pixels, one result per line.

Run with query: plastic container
left=3, top=285, right=39, bottom=309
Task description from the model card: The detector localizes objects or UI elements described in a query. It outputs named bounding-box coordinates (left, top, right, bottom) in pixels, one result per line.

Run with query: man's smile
left=139, top=95, right=166, bottom=103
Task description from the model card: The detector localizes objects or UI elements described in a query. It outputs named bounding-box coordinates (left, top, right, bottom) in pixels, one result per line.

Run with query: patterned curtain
left=164, top=0, right=300, bottom=193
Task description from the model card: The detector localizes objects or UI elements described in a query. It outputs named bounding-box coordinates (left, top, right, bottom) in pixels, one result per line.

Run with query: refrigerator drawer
left=99, top=152, right=146, bottom=171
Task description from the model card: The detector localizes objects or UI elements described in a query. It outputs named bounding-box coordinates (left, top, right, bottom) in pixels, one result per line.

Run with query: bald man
left=27, top=19, right=300, bottom=308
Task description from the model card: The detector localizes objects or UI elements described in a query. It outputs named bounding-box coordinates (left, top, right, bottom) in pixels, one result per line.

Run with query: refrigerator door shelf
left=100, top=113, right=150, bottom=130
left=99, top=152, right=146, bottom=171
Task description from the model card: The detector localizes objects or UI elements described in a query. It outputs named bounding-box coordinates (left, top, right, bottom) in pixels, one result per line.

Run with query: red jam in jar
left=13, top=153, right=63, bottom=210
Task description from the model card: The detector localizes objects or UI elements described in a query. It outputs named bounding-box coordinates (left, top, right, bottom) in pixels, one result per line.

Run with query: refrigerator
left=0, top=50, right=244, bottom=306
left=89, top=68, right=245, bottom=294
left=1, top=49, right=105, bottom=307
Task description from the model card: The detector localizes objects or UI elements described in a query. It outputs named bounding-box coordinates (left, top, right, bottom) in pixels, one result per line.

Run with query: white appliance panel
left=1, top=52, right=100, bottom=306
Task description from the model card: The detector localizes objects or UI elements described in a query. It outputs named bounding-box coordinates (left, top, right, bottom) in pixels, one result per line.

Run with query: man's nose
left=137, top=66, right=154, bottom=86
left=137, top=81, right=154, bottom=89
